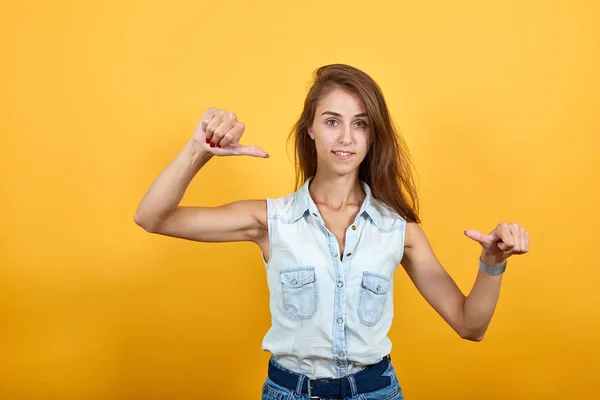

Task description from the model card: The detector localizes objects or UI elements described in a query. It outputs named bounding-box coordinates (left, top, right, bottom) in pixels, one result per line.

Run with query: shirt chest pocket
left=358, top=272, right=391, bottom=326
left=280, top=267, right=317, bottom=320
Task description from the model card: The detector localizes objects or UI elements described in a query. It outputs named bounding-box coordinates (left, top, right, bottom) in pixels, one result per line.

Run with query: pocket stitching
left=358, top=272, right=389, bottom=326
left=262, top=381, right=284, bottom=400
left=360, top=385, right=401, bottom=400
left=280, top=267, right=316, bottom=287
left=280, top=266, right=317, bottom=320
left=362, top=272, right=391, bottom=294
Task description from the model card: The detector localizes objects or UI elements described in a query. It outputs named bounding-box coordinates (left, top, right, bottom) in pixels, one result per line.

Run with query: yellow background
left=2, top=0, right=599, bottom=399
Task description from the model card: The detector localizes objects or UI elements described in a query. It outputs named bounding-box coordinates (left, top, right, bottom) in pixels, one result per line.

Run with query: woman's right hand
left=191, top=107, right=269, bottom=158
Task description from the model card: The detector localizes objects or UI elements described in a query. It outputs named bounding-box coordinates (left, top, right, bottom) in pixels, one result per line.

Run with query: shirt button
left=337, top=281, right=344, bottom=288
left=337, top=317, right=343, bottom=324
left=351, top=225, right=356, bottom=230
left=333, top=253, right=339, bottom=258
left=312, top=213, right=318, bottom=217
left=292, top=279, right=298, bottom=285
left=376, top=285, right=381, bottom=292
left=338, top=351, right=346, bottom=358
left=346, top=252, right=352, bottom=257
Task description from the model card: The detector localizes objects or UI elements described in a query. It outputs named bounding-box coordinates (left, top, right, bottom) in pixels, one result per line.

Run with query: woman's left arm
left=400, top=221, right=529, bottom=341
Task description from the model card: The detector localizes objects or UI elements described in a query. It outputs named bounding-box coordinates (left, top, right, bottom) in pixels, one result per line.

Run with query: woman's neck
left=308, top=171, right=365, bottom=211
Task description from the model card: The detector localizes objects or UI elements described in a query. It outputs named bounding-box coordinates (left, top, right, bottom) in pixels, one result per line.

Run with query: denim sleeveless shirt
left=261, top=177, right=407, bottom=379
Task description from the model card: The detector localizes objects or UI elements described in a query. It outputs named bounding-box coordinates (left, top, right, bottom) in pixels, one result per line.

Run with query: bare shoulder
left=222, top=199, right=268, bottom=228
left=404, top=221, right=429, bottom=249
left=401, top=221, right=438, bottom=271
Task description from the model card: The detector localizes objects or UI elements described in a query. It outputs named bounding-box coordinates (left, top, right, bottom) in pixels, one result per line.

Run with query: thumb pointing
left=236, top=145, right=270, bottom=158
left=464, top=229, right=489, bottom=244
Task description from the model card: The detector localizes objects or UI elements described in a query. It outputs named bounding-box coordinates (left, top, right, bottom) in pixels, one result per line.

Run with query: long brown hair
left=288, top=64, right=420, bottom=223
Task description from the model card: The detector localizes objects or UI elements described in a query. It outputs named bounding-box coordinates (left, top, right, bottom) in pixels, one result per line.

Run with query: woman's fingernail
left=205, top=138, right=210, bottom=143
left=217, top=144, right=221, bottom=148
left=210, top=142, right=215, bottom=148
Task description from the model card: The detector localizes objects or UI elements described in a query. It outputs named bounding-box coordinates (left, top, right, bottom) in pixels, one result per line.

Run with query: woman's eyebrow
left=321, top=111, right=368, bottom=117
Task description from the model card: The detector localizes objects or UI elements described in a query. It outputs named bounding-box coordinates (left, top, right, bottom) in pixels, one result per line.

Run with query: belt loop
left=347, top=375, right=359, bottom=398
left=295, top=374, right=306, bottom=397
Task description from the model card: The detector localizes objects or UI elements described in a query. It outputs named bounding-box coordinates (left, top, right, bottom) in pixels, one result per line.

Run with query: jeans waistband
left=268, top=356, right=392, bottom=399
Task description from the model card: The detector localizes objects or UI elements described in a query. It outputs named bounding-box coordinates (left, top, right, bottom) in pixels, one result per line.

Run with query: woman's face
left=308, top=88, right=372, bottom=177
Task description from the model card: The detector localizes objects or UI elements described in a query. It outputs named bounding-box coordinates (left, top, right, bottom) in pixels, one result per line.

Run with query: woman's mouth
left=332, top=150, right=354, bottom=159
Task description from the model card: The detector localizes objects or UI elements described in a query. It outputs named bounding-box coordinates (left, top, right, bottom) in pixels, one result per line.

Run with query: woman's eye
left=355, top=121, right=367, bottom=128
left=326, top=119, right=338, bottom=126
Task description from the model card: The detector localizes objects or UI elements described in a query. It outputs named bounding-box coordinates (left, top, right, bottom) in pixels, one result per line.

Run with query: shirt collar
left=290, top=176, right=382, bottom=229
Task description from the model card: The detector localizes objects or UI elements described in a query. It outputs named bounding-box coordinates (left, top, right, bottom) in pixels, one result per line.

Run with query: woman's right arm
left=134, top=107, right=270, bottom=244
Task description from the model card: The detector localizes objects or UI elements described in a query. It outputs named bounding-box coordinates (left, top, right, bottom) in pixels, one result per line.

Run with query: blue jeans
left=262, top=357, right=404, bottom=400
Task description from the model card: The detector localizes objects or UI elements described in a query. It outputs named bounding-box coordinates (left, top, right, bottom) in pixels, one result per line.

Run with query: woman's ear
left=307, top=128, right=314, bottom=140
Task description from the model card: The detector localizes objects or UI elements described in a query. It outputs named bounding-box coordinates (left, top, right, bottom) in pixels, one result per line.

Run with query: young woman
left=135, top=64, right=529, bottom=400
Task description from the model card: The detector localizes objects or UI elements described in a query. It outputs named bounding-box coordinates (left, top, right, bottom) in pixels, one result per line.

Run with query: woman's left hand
left=464, top=222, right=529, bottom=265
